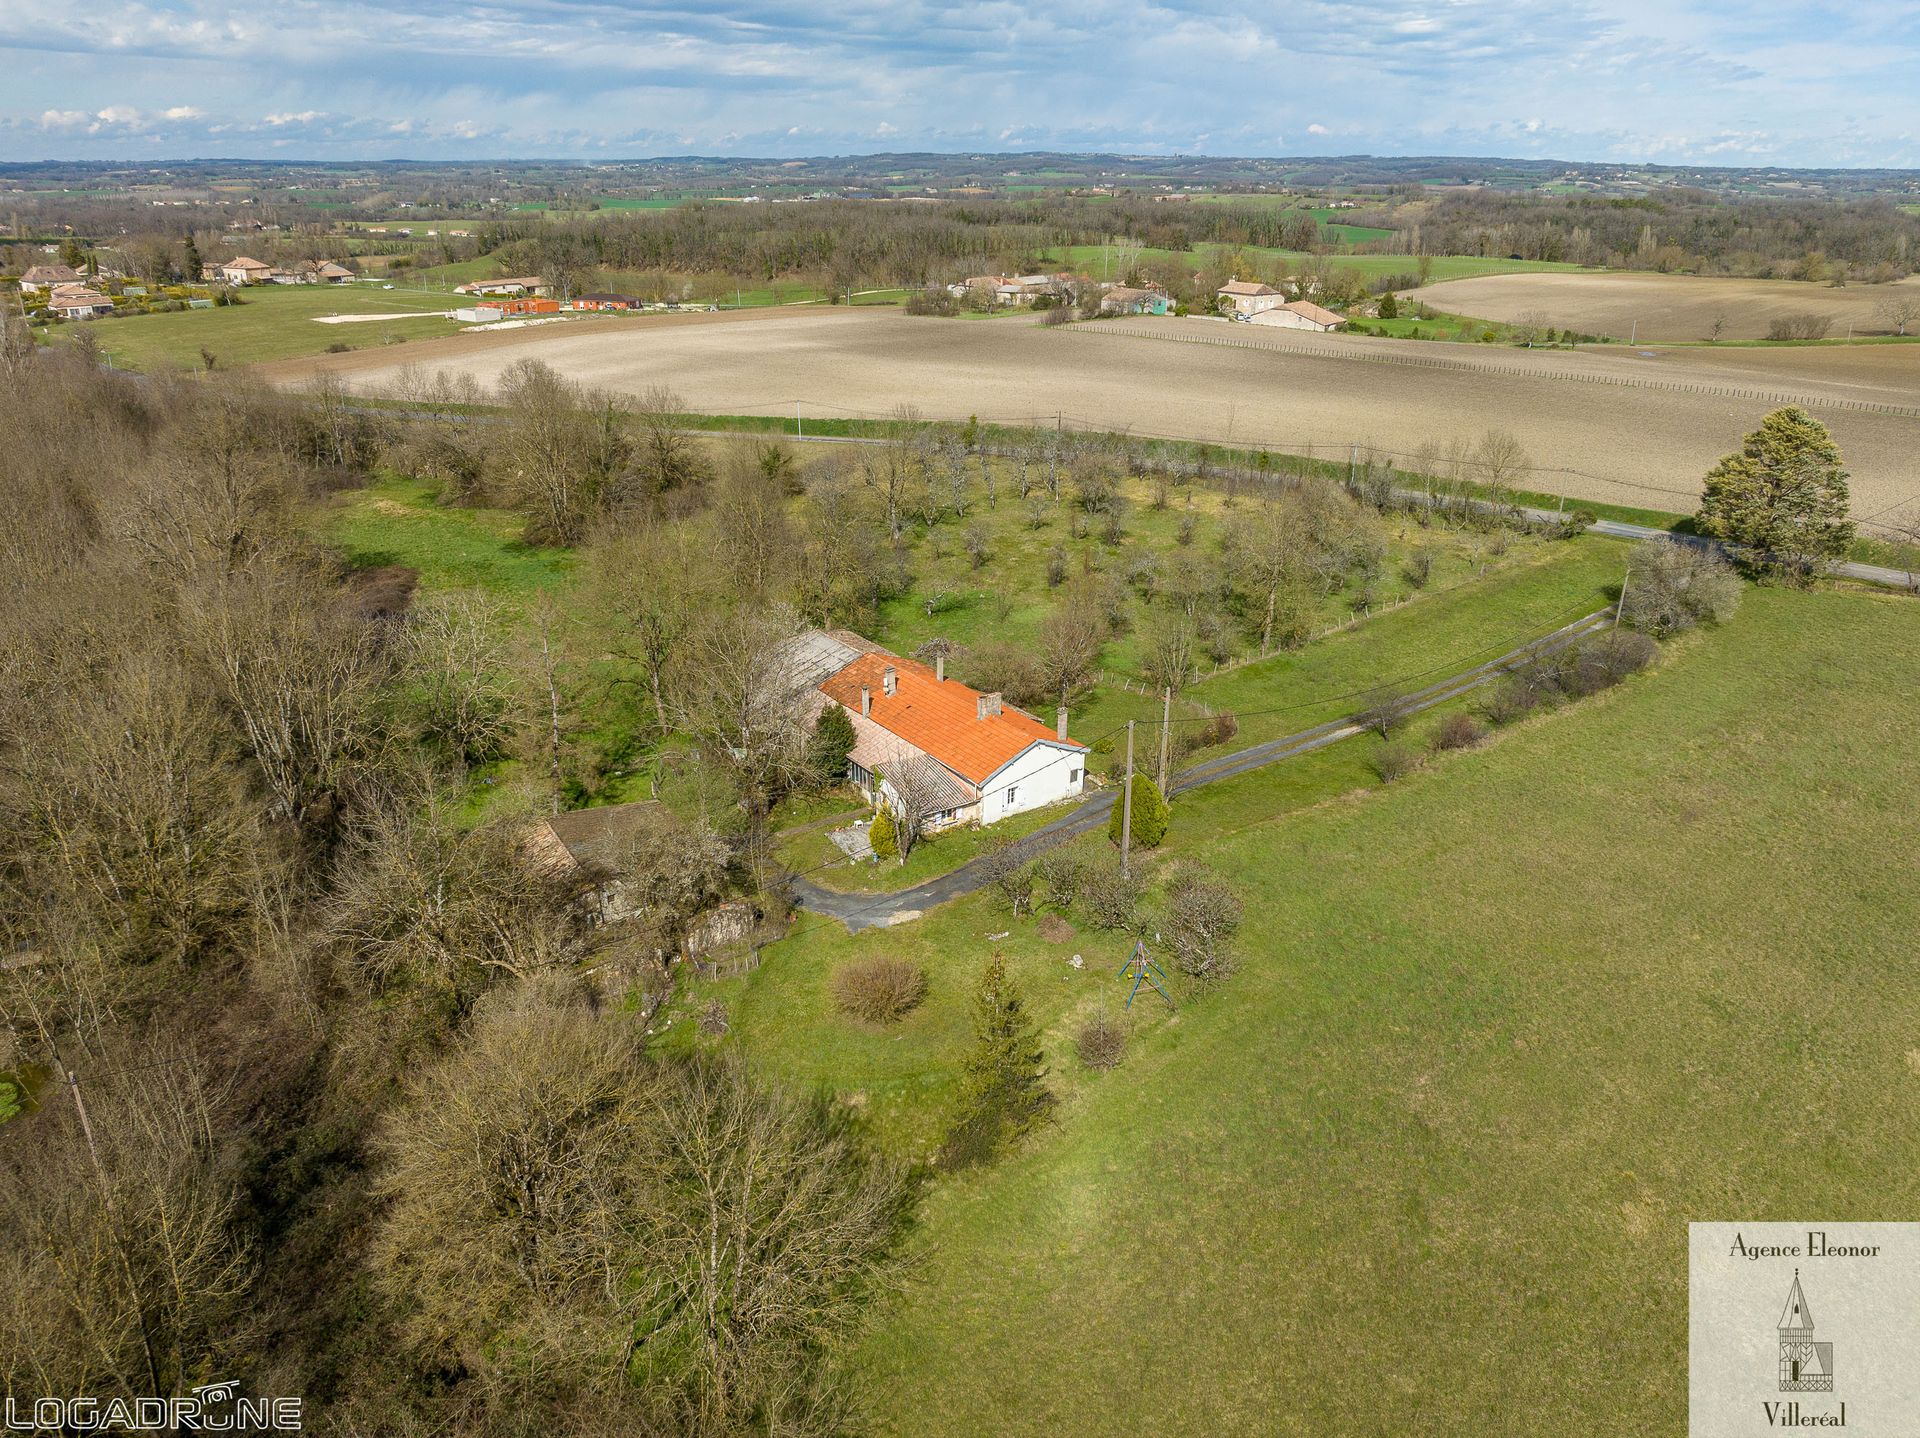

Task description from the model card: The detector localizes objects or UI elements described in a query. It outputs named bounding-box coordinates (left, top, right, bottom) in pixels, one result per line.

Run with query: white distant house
left=1246, top=299, right=1346, bottom=332
left=785, top=630, right=1088, bottom=831
left=1216, top=278, right=1285, bottom=317
left=220, top=256, right=275, bottom=286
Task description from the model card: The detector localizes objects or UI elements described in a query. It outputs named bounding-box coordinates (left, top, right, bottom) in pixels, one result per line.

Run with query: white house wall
left=977, top=741, right=1087, bottom=824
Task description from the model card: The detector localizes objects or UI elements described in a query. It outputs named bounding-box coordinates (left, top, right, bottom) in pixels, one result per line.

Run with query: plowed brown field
left=1415, top=271, right=1920, bottom=343
left=267, top=308, right=1920, bottom=519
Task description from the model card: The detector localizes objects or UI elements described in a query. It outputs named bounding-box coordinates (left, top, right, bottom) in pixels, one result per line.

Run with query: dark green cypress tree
left=943, top=954, right=1052, bottom=1166
left=1107, top=773, right=1169, bottom=849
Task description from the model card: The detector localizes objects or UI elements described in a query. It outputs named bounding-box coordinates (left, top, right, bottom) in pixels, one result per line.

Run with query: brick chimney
left=1056, top=706, right=1069, bottom=740
left=860, top=684, right=871, bottom=718
left=976, top=691, right=1003, bottom=720
left=935, top=654, right=945, bottom=683
left=883, top=665, right=897, bottom=697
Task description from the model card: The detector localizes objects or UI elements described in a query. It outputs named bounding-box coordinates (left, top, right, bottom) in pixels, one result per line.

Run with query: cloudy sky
left=1, top=0, right=1914, bottom=166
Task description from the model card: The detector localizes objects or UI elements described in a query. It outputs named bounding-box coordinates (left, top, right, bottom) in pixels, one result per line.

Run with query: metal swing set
left=1117, top=939, right=1173, bottom=1011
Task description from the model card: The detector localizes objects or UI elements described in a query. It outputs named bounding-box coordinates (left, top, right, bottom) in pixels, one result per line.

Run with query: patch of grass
left=318, top=474, right=573, bottom=606
left=75, top=282, right=464, bottom=372
left=824, top=584, right=1920, bottom=1435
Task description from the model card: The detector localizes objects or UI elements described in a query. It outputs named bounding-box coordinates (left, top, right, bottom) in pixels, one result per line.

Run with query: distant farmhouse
left=1247, top=299, right=1346, bottom=332
left=19, top=263, right=84, bottom=292
left=454, top=276, right=551, bottom=297
left=1216, top=278, right=1285, bottom=317
left=786, top=630, right=1087, bottom=830
left=220, top=256, right=276, bottom=286
left=949, top=271, right=1088, bottom=307
left=215, top=255, right=356, bottom=286
left=1099, top=283, right=1172, bottom=316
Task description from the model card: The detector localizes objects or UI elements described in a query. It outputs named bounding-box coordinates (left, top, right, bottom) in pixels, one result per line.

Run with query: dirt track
left=267, top=308, right=1920, bottom=520
left=1415, top=271, right=1920, bottom=343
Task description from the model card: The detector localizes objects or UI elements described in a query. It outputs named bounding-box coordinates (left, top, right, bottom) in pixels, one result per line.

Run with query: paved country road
left=791, top=608, right=1613, bottom=932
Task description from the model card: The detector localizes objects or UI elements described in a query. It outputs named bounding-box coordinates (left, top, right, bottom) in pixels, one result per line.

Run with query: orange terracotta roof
left=819, top=650, right=1082, bottom=786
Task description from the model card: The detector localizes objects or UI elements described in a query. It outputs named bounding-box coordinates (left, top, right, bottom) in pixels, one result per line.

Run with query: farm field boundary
left=1072, top=323, right=1920, bottom=420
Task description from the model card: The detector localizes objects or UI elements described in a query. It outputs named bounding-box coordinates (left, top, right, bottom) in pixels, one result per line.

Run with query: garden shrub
left=1429, top=712, right=1486, bottom=751
left=829, top=955, right=927, bottom=1025
left=1075, top=1011, right=1126, bottom=1070
left=1371, top=741, right=1421, bottom=783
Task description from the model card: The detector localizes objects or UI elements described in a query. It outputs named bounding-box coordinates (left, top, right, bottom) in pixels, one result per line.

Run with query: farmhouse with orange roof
left=785, top=630, right=1088, bottom=831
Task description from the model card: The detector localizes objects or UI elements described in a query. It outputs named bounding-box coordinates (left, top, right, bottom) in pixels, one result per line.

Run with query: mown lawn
left=76, top=282, right=465, bottom=372
left=813, top=583, right=1920, bottom=1435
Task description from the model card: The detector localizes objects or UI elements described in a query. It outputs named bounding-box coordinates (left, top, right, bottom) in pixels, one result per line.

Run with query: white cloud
left=162, top=105, right=204, bottom=120
left=262, top=110, right=321, bottom=125
left=1307, top=123, right=1330, bottom=135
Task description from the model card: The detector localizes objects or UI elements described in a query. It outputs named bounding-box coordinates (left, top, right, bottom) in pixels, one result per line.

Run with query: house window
left=1069, top=769, right=1081, bottom=785
left=1004, top=787, right=1018, bottom=807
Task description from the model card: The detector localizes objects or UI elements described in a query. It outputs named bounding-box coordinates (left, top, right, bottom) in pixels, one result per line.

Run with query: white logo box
left=1690, top=1222, right=1920, bottom=1437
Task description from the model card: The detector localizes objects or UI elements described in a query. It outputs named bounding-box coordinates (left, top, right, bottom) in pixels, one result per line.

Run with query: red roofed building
left=792, top=630, right=1088, bottom=830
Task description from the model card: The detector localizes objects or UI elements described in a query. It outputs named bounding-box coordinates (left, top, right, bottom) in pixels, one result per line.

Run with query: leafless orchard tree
left=1473, top=428, right=1531, bottom=508
left=1874, top=295, right=1920, bottom=336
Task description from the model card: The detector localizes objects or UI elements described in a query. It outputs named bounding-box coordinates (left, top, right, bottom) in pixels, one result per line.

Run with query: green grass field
left=78, top=282, right=465, bottom=372
left=319, top=474, right=573, bottom=607
left=675, top=580, right=1920, bottom=1434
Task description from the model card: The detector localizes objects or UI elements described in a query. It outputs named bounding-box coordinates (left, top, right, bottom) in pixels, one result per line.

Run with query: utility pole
left=1158, top=688, right=1172, bottom=794
left=1120, top=721, right=1135, bottom=879
left=1613, top=567, right=1631, bottom=627
left=1630, top=317, right=1637, bottom=344
left=795, top=399, right=803, bottom=440
left=1348, top=443, right=1357, bottom=486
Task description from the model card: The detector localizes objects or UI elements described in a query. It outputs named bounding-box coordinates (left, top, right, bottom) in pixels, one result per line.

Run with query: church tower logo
left=1777, top=1269, right=1834, bottom=1393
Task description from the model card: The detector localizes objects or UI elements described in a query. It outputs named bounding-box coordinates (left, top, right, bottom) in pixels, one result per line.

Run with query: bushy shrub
left=1621, top=540, right=1743, bottom=636
left=1163, top=867, right=1243, bottom=982
left=1481, top=677, right=1542, bottom=726
left=1033, top=849, right=1083, bottom=909
left=1371, top=741, right=1421, bottom=783
left=1568, top=629, right=1659, bottom=694
left=1080, top=852, right=1142, bottom=931
left=904, top=288, right=958, bottom=317
left=1766, top=313, right=1832, bottom=341
left=1075, top=1011, right=1126, bottom=1070
left=982, top=839, right=1036, bottom=916
left=829, top=955, right=927, bottom=1024
left=698, top=999, right=730, bottom=1036
left=1429, top=712, right=1486, bottom=751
